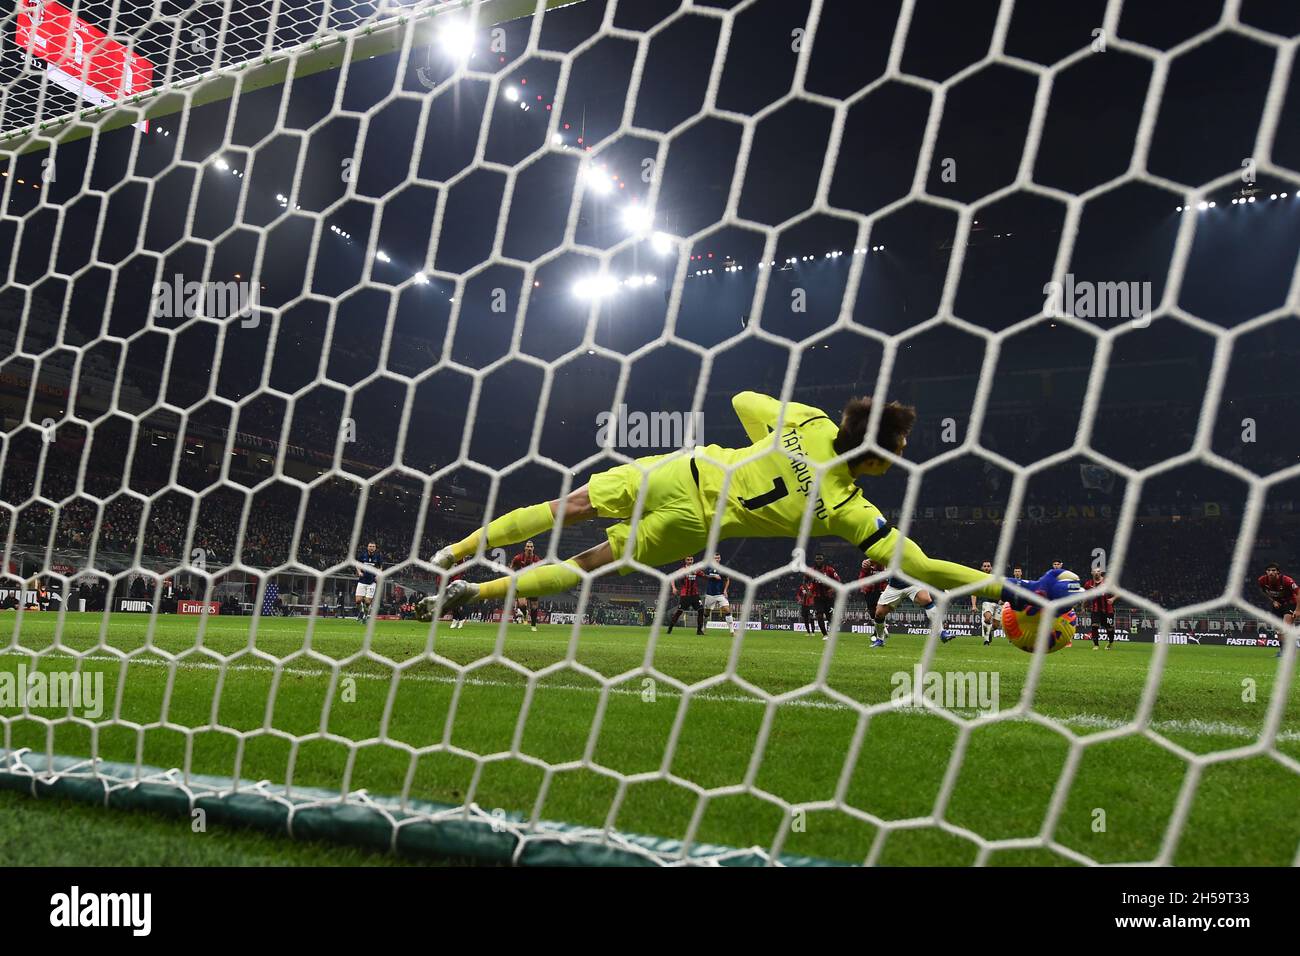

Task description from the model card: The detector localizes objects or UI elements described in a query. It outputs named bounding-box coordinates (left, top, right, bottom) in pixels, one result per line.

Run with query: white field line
left=2, top=650, right=1297, bottom=742
left=3, top=619, right=1270, bottom=678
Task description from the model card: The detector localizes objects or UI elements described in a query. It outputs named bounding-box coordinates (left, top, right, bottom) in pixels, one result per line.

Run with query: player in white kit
left=969, top=560, right=1005, bottom=646
left=871, top=576, right=955, bottom=646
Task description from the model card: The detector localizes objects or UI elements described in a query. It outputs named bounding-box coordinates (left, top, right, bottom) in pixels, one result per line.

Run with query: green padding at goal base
left=0, top=749, right=842, bottom=867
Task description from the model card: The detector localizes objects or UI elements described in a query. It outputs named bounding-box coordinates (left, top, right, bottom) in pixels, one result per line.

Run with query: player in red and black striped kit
left=804, top=553, right=841, bottom=639
left=1086, top=569, right=1116, bottom=650
left=796, top=580, right=817, bottom=634
left=1258, top=563, right=1297, bottom=658
left=667, top=555, right=705, bottom=635
left=858, top=558, right=886, bottom=619
left=511, top=541, right=543, bottom=631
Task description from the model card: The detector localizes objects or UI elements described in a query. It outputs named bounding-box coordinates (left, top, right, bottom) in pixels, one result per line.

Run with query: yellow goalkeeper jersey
left=691, top=391, right=890, bottom=551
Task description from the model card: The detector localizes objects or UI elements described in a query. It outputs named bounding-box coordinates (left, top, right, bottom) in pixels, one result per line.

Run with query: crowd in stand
left=3, top=449, right=466, bottom=578
left=5, top=462, right=1296, bottom=614
left=721, top=515, right=1259, bottom=610
left=4, top=396, right=1299, bottom=615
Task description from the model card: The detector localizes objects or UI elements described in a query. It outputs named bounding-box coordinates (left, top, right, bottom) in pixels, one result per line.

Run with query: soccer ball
left=1001, top=604, right=1076, bottom=653
left=1000, top=573, right=1079, bottom=653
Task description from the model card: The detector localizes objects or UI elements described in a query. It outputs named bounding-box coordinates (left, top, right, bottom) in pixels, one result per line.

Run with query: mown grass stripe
left=4, top=650, right=1295, bottom=742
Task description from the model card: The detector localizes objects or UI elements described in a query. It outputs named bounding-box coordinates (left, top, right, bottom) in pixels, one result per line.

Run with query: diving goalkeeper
left=418, top=392, right=1081, bottom=619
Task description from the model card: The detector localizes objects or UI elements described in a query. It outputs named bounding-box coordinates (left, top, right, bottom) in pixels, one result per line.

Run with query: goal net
left=2, top=0, right=1299, bottom=866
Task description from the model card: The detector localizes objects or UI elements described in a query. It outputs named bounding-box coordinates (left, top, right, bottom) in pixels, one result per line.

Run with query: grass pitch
left=0, top=789, right=453, bottom=866
left=2, top=612, right=1298, bottom=866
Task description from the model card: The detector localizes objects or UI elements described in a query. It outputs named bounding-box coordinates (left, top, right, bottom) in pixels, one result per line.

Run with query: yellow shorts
left=587, top=454, right=710, bottom=570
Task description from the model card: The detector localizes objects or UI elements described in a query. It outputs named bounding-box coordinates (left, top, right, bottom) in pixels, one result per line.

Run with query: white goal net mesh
left=1, top=0, right=1299, bottom=866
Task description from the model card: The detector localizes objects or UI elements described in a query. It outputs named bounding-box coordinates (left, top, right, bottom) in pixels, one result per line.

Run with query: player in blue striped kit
left=354, top=542, right=383, bottom=624
left=702, top=552, right=734, bottom=633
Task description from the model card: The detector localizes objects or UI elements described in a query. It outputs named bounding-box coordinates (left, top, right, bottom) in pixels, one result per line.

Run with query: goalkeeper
left=419, top=392, right=1080, bottom=619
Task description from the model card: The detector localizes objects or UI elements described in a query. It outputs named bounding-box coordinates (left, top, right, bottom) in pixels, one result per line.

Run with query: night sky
left=2, top=0, right=1300, bottom=527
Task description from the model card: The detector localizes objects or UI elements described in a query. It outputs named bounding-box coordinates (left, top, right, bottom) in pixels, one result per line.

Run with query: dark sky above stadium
left=3, top=0, right=1300, bottom=510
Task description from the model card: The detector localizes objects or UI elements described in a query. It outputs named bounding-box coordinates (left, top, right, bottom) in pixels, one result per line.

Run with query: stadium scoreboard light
left=14, top=0, right=153, bottom=132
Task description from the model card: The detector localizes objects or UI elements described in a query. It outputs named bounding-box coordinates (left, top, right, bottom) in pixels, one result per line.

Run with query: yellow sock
left=450, top=502, right=556, bottom=560
left=869, top=531, right=1004, bottom=601
left=478, top=560, right=583, bottom=600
